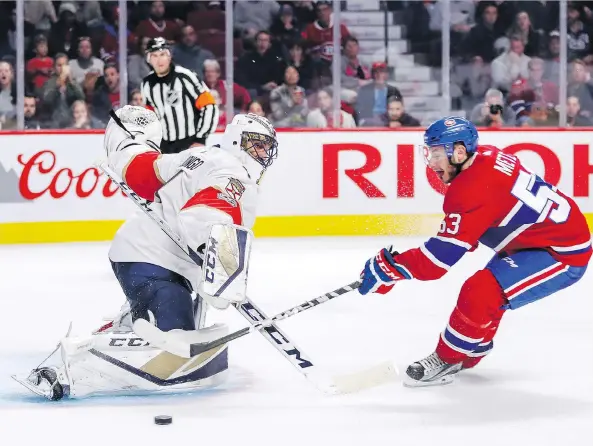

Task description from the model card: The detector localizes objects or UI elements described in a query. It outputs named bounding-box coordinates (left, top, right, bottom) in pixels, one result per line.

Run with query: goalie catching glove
left=359, top=246, right=412, bottom=295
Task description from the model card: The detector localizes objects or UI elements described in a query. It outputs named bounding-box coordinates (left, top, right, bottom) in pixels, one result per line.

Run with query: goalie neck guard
left=220, top=113, right=278, bottom=183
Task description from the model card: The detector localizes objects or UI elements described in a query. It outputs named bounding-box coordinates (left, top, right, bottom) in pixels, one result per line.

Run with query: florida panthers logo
left=225, top=178, right=245, bottom=202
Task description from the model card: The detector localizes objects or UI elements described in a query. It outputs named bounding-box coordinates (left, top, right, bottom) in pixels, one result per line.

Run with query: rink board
left=0, top=129, right=592, bottom=243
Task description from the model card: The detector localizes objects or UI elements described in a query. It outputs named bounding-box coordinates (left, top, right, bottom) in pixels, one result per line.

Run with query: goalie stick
left=97, top=160, right=397, bottom=394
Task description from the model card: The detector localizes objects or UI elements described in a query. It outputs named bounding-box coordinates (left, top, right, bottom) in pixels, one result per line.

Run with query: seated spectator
left=568, top=59, right=593, bottom=116
left=247, top=100, right=266, bottom=117
left=506, top=11, right=543, bottom=57
left=510, top=57, right=559, bottom=107
left=24, top=0, right=57, bottom=35
left=451, top=55, right=492, bottom=111
left=92, top=63, right=124, bottom=122
left=26, top=34, right=53, bottom=94
left=270, top=4, right=301, bottom=52
left=544, top=30, right=560, bottom=83
left=76, top=1, right=103, bottom=30
left=293, top=1, right=317, bottom=27
left=69, top=99, right=103, bottom=129
left=301, top=1, right=350, bottom=63
left=135, top=1, right=181, bottom=43
left=234, top=0, right=280, bottom=40
left=470, top=88, right=515, bottom=127
left=463, top=2, right=504, bottom=62
left=517, top=0, right=558, bottom=34
left=128, top=36, right=152, bottom=90
left=203, top=59, right=251, bottom=112
left=69, top=37, right=104, bottom=85
left=306, top=88, right=356, bottom=128
left=519, top=101, right=558, bottom=127
left=2, top=7, right=35, bottom=59
left=568, top=15, right=593, bottom=63
left=24, top=92, right=43, bottom=129
left=491, top=34, right=531, bottom=93
left=428, top=0, right=475, bottom=56
left=567, top=95, right=593, bottom=126
left=41, top=53, right=84, bottom=127
left=101, top=6, right=137, bottom=62
left=236, top=31, right=286, bottom=98
left=48, top=2, right=88, bottom=58
left=356, top=62, right=402, bottom=122
left=173, top=25, right=214, bottom=76
left=129, top=89, right=143, bottom=107
left=287, top=40, right=315, bottom=91
left=269, top=66, right=309, bottom=127
left=0, top=61, right=16, bottom=128
left=363, top=96, right=420, bottom=128
left=341, top=36, right=371, bottom=91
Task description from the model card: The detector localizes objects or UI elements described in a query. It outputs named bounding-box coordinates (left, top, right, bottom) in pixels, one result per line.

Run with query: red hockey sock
left=436, top=269, right=506, bottom=364
left=461, top=320, right=502, bottom=369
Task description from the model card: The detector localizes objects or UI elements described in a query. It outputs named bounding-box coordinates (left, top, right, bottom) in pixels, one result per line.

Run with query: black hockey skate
left=12, top=367, right=66, bottom=401
left=404, top=352, right=462, bottom=387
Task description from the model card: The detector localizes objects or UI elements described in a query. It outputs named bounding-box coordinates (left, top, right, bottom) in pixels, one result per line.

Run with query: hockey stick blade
left=329, top=361, right=399, bottom=394
left=188, top=280, right=362, bottom=356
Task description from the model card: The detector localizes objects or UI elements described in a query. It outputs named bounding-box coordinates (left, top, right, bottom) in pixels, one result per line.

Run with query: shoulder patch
left=225, top=178, right=245, bottom=202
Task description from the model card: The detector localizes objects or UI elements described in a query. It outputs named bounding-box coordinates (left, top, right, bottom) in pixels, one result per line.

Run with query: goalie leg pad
left=16, top=330, right=229, bottom=400
left=111, top=261, right=195, bottom=331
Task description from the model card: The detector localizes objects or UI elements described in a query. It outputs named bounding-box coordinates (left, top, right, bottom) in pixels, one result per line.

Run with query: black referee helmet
left=145, top=37, right=170, bottom=61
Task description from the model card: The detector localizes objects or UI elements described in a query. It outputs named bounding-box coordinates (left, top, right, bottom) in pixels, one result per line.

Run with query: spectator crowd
left=0, top=0, right=592, bottom=130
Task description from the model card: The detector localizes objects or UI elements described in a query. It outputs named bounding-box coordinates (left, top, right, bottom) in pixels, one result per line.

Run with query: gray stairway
left=341, top=0, right=464, bottom=124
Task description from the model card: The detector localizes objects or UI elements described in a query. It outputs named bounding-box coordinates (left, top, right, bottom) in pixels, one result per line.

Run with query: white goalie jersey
left=108, top=146, right=258, bottom=290
left=106, top=109, right=267, bottom=291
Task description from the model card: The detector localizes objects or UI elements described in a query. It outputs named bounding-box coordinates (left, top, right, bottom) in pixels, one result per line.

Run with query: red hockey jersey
left=393, top=146, right=592, bottom=281
left=301, top=20, right=349, bottom=61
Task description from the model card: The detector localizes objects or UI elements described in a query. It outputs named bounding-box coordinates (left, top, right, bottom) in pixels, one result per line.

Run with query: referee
left=141, top=37, right=219, bottom=154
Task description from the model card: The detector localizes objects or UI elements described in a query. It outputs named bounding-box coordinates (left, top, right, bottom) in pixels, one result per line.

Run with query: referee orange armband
left=195, top=91, right=216, bottom=110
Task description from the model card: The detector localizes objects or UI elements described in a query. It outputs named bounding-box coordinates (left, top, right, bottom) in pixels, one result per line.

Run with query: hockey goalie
left=13, top=106, right=278, bottom=400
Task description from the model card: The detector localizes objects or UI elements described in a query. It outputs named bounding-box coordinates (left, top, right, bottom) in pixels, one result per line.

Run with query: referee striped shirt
left=141, top=64, right=219, bottom=143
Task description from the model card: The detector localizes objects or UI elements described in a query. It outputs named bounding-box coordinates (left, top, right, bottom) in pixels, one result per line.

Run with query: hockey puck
left=154, top=415, right=173, bottom=425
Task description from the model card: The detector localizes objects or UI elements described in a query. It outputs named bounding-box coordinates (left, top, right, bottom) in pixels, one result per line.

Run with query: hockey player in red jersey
left=359, top=117, right=592, bottom=387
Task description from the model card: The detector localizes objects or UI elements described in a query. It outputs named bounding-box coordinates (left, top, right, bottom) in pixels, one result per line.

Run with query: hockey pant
left=111, top=261, right=206, bottom=331
left=436, top=249, right=588, bottom=367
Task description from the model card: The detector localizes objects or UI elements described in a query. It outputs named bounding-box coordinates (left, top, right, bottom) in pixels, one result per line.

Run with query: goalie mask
left=104, top=105, right=162, bottom=154
left=220, top=114, right=278, bottom=181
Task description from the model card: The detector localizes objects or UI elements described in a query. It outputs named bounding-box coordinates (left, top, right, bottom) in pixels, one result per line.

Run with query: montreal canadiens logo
left=422, top=145, right=431, bottom=161
left=444, top=119, right=456, bottom=127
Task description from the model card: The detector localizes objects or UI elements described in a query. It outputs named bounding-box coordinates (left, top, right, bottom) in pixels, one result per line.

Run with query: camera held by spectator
left=470, top=88, right=513, bottom=126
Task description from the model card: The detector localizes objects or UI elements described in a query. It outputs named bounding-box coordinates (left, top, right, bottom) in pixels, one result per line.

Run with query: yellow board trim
left=1, top=214, right=592, bottom=244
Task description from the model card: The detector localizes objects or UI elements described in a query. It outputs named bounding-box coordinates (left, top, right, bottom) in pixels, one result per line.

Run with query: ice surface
left=0, top=237, right=591, bottom=446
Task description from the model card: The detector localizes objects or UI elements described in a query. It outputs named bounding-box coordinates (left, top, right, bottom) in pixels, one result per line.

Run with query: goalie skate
left=404, top=352, right=462, bottom=387
left=12, top=367, right=68, bottom=401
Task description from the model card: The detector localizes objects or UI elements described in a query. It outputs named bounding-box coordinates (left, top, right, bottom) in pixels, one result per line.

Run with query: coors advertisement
left=0, top=133, right=134, bottom=224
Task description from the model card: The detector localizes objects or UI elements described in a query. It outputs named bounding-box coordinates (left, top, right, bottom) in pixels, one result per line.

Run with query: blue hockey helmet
left=423, top=117, right=479, bottom=159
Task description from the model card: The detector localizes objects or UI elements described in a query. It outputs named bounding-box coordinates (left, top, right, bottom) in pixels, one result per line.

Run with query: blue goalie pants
left=111, top=261, right=197, bottom=331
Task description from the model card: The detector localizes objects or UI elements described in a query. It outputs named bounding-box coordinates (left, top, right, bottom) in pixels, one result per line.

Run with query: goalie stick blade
left=328, top=361, right=399, bottom=395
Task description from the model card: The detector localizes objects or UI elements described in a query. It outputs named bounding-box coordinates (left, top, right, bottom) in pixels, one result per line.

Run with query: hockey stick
left=187, top=280, right=361, bottom=356
left=97, top=161, right=397, bottom=393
